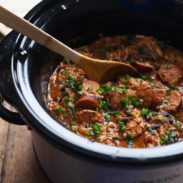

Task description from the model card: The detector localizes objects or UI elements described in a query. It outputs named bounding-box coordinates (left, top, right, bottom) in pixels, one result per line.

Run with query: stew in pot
left=46, top=35, right=183, bottom=148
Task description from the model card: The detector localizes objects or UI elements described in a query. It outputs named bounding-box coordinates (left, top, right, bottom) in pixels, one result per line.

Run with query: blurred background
left=0, top=0, right=41, bottom=35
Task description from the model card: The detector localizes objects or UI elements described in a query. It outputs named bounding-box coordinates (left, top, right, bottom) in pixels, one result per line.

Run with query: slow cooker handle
left=0, top=31, right=26, bottom=125
left=0, top=96, right=26, bottom=125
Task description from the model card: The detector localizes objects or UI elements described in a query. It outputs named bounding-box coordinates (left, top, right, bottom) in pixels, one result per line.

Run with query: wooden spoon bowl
left=0, top=5, right=137, bottom=82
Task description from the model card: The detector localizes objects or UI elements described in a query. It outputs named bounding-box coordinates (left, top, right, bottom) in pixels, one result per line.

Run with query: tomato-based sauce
left=46, top=35, right=183, bottom=148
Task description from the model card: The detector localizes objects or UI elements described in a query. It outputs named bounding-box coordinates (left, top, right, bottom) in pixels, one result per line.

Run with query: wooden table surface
left=0, top=119, right=50, bottom=183
left=0, top=1, right=50, bottom=182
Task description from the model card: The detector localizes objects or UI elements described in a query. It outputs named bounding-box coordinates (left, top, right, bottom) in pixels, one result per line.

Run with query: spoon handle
left=0, top=5, right=82, bottom=63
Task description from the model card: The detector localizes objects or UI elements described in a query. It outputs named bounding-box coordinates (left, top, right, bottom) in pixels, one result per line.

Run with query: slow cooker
left=1, top=0, right=183, bottom=182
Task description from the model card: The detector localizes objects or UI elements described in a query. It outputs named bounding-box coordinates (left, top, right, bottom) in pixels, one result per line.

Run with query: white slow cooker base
left=32, top=131, right=183, bottom=183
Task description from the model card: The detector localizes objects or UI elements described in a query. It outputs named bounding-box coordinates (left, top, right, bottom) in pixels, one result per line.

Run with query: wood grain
left=0, top=120, right=9, bottom=183
left=0, top=119, right=50, bottom=183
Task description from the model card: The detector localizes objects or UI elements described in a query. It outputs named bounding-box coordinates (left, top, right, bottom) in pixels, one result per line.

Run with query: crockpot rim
left=9, top=0, right=183, bottom=165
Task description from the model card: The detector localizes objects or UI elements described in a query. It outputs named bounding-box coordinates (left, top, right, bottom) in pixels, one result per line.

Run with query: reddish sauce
left=46, top=35, right=183, bottom=148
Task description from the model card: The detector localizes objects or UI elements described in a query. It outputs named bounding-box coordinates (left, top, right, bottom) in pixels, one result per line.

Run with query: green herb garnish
left=84, top=130, right=91, bottom=136
left=121, top=98, right=129, bottom=109
left=99, top=85, right=111, bottom=93
left=58, top=107, right=65, bottom=113
left=119, top=122, right=126, bottom=132
left=129, top=96, right=143, bottom=107
left=99, top=100, right=108, bottom=111
left=141, top=108, right=149, bottom=117
left=92, top=123, right=101, bottom=137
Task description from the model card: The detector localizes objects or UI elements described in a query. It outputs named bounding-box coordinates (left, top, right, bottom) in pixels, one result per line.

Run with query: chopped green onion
left=58, top=107, right=65, bottom=113
left=84, top=130, right=91, bottom=136
left=99, top=85, right=111, bottom=93
left=92, top=123, right=101, bottom=137
left=99, top=100, right=108, bottom=111
left=121, top=98, right=129, bottom=109
left=119, top=122, right=126, bottom=132
left=70, top=121, right=76, bottom=126
left=141, top=108, right=149, bottom=117
left=72, top=126, right=78, bottom=133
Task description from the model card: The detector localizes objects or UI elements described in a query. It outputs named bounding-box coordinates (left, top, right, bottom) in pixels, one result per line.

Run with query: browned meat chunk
left=106, top=91, right=125, bottom=110
left=136, top=88, right=153, bottom=107
left=152, top=89, right=166, bottom=107
left=89, top=36, right=127, bottom=50
left=131, top=78, right=166, bottom=108
left=131, top=61, right=154, bottom=72
left=162, top=90, right=182, bottom=112
left=75, top=110, right=104, bottom=124
left=133, top=35, right=163, bottom=59
left=107, top=46, right=138, bottom=61
left=75, top=96, right=100, bottom=109
left=164, top=49, right=183, bottom=66
left=158, top=64, right=182, bottom=85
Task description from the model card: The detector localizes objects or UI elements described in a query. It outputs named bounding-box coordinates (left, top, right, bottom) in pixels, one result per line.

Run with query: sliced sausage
left=75, top=110, right=104, bottom=124
left=131, top=61, right=154, bottom=72
left=158, top=64, right=182, bottom=85
left=75, top=96, right=99, bottom=109
left=162, top=90, right=182, bottom=112
left=82, top=80, right=100, bottom=92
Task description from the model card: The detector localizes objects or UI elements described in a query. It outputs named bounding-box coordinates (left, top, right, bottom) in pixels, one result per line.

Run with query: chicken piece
left=107, top=46, right=138, bottom=61
left=158, top=64, right=182, bottom=85
left=133, top=35, right=163, bottom=59
left=152, top=89, right=166, bottom=107
left=106, top=91, right=127, bottom=110
left=125, top=119, right=146, bottom=138
left=164, top=48, right=183, bottom=67
left=162, top=90, right=182, bottom=112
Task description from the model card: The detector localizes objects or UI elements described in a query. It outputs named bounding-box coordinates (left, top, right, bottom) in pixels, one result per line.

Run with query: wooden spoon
left=0, top=6, right=137, bottom=82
